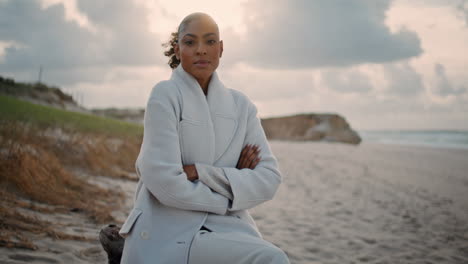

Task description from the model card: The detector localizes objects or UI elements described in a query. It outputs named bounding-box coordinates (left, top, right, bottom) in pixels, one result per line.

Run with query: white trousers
left=188, top=230, right=290, bottom=264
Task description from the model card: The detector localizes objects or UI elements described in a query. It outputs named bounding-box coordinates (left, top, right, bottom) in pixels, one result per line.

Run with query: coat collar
left=171, top=64, right=237, bottom=119
left=171, top=65, right=238, bottom=164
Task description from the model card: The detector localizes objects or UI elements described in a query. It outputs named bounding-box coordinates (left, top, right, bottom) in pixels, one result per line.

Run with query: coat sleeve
left=195, top=100, right=282, bottom=211
left=136, top=85, right=229, bottom=215
left=195, top=164, right=233, bottom=200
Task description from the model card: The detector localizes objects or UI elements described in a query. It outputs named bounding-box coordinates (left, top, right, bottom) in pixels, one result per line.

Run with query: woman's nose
left=196, top=44, right=207, bottom=55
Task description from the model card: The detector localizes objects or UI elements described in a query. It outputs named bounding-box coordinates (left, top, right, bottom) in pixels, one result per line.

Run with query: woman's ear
left=219, top=40, right=224, bottom=58
left=174, top=43, right=180, bottom=60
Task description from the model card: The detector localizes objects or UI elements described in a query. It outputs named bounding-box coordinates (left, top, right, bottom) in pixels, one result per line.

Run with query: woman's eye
left=207, top=39, right=216, bottom=45
left=184, top=40, right=194, bottom=46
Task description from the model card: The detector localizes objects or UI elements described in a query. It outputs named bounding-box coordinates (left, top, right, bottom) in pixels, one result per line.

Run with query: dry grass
left=0, top=121, right=141, bottom=250
left=73, top=135, right=140, bottom=180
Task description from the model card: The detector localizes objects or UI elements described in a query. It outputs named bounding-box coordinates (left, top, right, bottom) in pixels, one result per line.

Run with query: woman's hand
left=183, top=144, right=260, bottom=182
left=183, top=165, right=198, bottom=181
left=236, top=144, right=261, bottom=169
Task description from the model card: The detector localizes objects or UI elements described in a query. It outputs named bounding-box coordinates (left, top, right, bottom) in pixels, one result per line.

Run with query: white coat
left=119, top=65, right=283, bottom=264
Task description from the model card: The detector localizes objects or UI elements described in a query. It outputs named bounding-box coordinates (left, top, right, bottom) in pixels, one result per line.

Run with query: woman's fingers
left=236, top=144, right=246, bottom=168
left=244, top=144, right=256, bottom=168
left=237, top=144, right=261, bottom=169
left=249, top=156, right=261, bottom=169
left=182, top=165, right=198, bottom=181
left=247, top=145, right=260, bottom=168
left=237, top=144, right=255, bottom=169
left=245, top=144, right=259, bottom=169
left=238, top=144, right=250, bottom=168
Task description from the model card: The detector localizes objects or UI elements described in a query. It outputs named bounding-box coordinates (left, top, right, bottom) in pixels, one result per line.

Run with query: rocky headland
left=261, top=113, right=361, bottom=144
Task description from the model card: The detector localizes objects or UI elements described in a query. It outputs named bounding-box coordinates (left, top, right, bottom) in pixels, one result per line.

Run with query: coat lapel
left=206, top=71, right=238, bottom=164
left=171, top=65, right=238, bottom=164
left=171, top=65, right=211, bottom=123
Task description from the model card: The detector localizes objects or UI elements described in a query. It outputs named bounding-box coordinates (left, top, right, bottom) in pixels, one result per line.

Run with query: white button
left=140, top=231, right=149, bottom=240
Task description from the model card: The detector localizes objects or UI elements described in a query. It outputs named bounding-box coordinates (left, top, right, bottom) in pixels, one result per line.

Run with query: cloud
left=0, top=0, right=163, bottom=73
left=320, top=69, right=373, bottom=94
left=1, top=0, right=467, bottom=130
left=74, top=0, right=164, bottom=65
left=317, top=62, right=424, bottom=97
left=65, top=66, right=171, bottom=108
left=227, top=0, right=422, bottom=69
left=457, top=0, right=468, bottom=26
left=383, top=62, right=424, bottom=95
left=432, top=63, right=466, bottom=97
left=219, top=63, right=315, bottom=102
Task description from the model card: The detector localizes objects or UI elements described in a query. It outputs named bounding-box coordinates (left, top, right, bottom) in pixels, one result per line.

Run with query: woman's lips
left=194, top=60, right=210, bottom=67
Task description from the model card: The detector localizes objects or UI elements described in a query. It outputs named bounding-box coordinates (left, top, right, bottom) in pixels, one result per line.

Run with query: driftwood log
left=99, top=224, right=124, bottom=264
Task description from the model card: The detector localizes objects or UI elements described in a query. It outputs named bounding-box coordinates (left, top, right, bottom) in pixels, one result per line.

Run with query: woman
left=119, top=12, right=289, bottom=264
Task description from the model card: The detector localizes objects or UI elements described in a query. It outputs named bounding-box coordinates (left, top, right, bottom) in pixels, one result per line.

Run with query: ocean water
left=359, top=130, right=468, bottom=150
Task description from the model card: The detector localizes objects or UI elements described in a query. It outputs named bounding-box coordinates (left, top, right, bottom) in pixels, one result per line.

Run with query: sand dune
left=1, top=141, right=467, bottom=263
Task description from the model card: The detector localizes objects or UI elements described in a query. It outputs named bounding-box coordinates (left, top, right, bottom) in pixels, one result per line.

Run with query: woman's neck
left=196, top=75, right=212, bottom=96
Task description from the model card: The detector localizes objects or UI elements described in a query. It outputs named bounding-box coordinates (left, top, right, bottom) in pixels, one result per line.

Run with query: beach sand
left=254, top=141, right=468, bottom=264
left=1, top=141, right=467, bottom=263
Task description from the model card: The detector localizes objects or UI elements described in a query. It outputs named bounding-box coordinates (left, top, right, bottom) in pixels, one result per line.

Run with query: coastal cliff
left=261, top=113, right=361, bottom=144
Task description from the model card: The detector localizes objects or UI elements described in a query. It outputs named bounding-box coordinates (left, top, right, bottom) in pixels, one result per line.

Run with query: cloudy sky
left=1, top=0, right=467, bottom=130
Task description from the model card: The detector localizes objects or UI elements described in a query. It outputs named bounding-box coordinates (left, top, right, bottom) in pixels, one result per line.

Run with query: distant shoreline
left=359, top=129, right=468, bottom=133
left=363, top=140, right=468, bottom=150
left=359, top=130, right=468, bottom=150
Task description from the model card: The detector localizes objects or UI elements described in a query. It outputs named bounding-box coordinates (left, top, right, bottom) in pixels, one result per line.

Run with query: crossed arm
left=137, top=90, right=281, bottom=215
left=180, top=100, right=282, bottom=212
left=183, top=143, right=261, bottom=181
left=182, top=144, right=261, bottom=200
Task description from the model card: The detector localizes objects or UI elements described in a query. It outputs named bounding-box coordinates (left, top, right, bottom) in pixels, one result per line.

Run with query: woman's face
left=175, top=17, right=223, bottom=82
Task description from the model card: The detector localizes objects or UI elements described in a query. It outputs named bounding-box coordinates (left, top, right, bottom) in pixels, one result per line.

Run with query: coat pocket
left=119, top=208, right=143, bottom=238
left=178, top=119, right=213, bottom=165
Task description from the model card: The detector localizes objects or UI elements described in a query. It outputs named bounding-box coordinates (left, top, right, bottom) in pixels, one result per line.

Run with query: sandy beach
left=254, top=141, right=468, bottom=263
left=1, top=141, right=467, bottom=263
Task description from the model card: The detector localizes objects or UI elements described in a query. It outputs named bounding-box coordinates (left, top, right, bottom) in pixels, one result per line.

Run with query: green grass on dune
left=0, top=95, right=143, bottom=138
